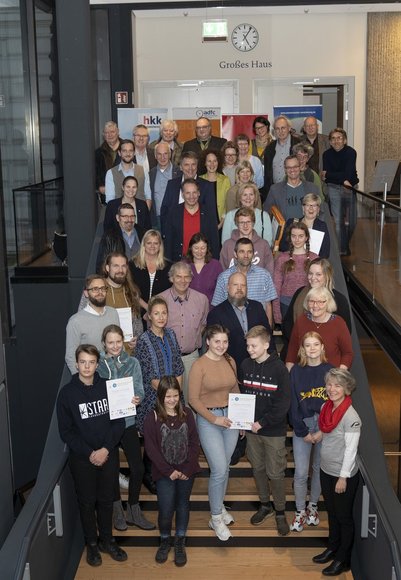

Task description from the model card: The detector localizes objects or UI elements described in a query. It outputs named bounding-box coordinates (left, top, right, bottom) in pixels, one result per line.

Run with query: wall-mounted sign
left=115, top=91, right=128, bottom=105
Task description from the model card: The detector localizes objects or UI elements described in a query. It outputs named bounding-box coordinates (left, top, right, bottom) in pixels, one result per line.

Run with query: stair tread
left=121, top=477, right=322, bottom=503
left=115, top=510, right=328, bottom=538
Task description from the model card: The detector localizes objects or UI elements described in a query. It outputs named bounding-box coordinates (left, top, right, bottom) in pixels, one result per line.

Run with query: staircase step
left=121, top=477, right=322, bottom=504
left=117, top=509, right=327, bottom=538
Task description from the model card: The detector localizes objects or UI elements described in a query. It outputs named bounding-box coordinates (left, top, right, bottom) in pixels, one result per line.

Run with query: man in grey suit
left=301, top=116, right=330, bottom=174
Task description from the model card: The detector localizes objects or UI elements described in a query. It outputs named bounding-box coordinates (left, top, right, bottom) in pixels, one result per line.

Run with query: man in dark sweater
left=57, top=344, right=127, bottom=567
left=322, top=128, right=359, bottom=255
left=240, top=325, right=291, bottom=536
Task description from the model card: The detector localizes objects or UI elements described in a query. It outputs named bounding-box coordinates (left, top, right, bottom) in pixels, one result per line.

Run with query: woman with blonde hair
left=222, top=183, right=272, bottom=245
left=286, top=287, right=353, bottom=372
left=289, top=332, right=333, bottom=533
left=225, top=160, right=257, bottom=213
left=129, top=229, right=171, bottom=312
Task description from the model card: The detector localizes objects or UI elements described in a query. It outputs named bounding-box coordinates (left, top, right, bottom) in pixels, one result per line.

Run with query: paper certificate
left=309, top=228, right=325, bottom=255
left=116, top=307, right=133, bottom=341
left=228, top=393, right=256, bottom=430
left=106, top=376, right=136, bottom=420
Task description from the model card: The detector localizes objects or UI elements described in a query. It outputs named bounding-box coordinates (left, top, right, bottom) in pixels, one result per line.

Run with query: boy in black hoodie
left=57, top=344, right=127, bottom=567
left=240, top=325, right=291, bottom=536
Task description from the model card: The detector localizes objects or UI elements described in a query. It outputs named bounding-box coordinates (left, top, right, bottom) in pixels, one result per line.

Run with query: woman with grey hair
left=312, top=368, right=361, bottom=576
left=286, top=287, right=353, bottom=371
left=149, top=119, right=183, bottom=166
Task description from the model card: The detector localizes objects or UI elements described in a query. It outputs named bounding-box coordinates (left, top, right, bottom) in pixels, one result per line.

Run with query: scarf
left=318, top=395, right=352, bottom=433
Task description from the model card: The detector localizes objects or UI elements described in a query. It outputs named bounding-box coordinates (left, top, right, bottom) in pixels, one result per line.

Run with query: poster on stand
left=273, top=105, right=323, bottom=135
left=172, top=107, right=222, bottom=142
left=117, top=108, right=168, bottom=142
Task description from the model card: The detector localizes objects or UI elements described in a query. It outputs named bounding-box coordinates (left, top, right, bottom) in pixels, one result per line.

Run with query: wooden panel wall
left=366, top=13, right=401, bottom=192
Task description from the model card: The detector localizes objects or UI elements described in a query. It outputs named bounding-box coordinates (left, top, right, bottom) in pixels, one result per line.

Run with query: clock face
left=231, top=23, right=259, bottom=52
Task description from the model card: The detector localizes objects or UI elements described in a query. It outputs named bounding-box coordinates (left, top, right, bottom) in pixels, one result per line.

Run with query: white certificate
left=106, top=376, right=136, bottom=420
left=116, top=307, right=133, bottom=341
left=309, top=228, right=325, bottom=255
left=228, top=393, right=256, bottom=430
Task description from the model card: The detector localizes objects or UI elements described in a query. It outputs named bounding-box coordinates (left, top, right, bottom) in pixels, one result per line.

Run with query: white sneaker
left=209, top=514, right=233, bottom=541
left=290, top=510, right=306, bottom=532
left=306, top=503, right=320, bottom=526
left=221, top=505, right=235, bottom=525
left=119, top=472, right=129, bottom=490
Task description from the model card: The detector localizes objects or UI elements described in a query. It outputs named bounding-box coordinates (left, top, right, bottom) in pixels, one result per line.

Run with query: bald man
left=207, top=272, right=275, bottom=368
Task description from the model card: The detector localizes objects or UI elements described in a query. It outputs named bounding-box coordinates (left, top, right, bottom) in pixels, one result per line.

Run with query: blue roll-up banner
left=273, top=105, right=323, bottom=134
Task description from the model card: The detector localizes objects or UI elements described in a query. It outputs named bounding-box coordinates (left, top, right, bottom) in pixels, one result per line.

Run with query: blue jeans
left=293, top=414, right=321, bottom=511
left=196, top=408, right=239, bottom=515
left=156, top=476, right=194, bottom=538
left=327, top=183, right=357, bottom=253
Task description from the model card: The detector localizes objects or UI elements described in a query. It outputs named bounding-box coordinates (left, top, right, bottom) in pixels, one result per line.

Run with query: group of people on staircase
left=57, top=114, right=361, bottom=576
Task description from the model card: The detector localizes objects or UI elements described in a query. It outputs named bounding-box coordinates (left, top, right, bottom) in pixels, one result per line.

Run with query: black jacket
left=207, top=299, right=275, bottom=369
left=163, top=202, right=220, bottom=262
left=103, top=197, right=151, bottom=233
left=239, top=352, right=290, bottom=437
left=160, top=176, right=218, bottom=237
left=96, top=224, right=145, bottom=273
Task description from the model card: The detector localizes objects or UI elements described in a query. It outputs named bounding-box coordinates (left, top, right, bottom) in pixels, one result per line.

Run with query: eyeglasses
left=238, top=220, right=253, bottom=226
left=225, top=153, right=237, bottom=157
left=285, top=165, right=300, bottom=171
left=87, top=286, right=107, bottom=294
left=134, top=134, right=148, bottom=139
left=308, top=299, right=327, bottom=306
left=254, top=125, right=266, bottom=131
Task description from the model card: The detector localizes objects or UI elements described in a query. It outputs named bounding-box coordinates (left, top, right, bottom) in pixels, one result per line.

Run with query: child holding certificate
left=57, top=345, right=127, bottom=567
left=143, top=376, right=200, bottom=567
left=98, top=324, right=155, bottom=532
left=289, top=332, right=332, bottom=533
left=240, top=325, right=291, bottom=535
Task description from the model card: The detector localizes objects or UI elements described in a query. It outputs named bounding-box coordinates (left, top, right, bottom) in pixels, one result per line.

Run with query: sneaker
left=209, top=514, right=232, bottom=541
left=113, top=500, right=127, bottom=531
left=221, top=505, right=235, bottom=526
left=275, top=514, right=290, bottom=536
left=86, top=543, right=102, bottom=567
left=174, top=536, right=187, bottom=567
left=306, top=503, right=320, bottom=526
left=290, top=510, right=306, bottom=532
left=119, top=472, right=129, bottom=490
left=250, top=504, right=274, bottom=526
left=98, top=538, right=128, bottom=562
left=155, top=537, right=171, bottom=564
left=126, top=503, right=156, bottom=530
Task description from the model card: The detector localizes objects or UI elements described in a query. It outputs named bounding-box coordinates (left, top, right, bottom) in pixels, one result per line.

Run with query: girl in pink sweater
left=273, top=222, right=318, bottom=324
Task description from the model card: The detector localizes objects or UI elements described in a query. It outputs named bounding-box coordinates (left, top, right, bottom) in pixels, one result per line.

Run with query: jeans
left=245, top=433, right=287, bottom=511
left=69, top=448, right=118, bottom=544
left=327, top=183, right=357, bottom=253
left=196, top=408, right=239, bottom=515
left=320, top=469, right=360, bottom=563
left=113, top=425, right=144, bottom=505
left=293, top=435, right=322, bottom=511
left=156, top=476, right=194, bottom=537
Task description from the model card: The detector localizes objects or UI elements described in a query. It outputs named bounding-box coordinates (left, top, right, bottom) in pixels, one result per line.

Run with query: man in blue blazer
left=160, top=151, right=218, bottom=237
left=207, top=272, right=275, bottom=369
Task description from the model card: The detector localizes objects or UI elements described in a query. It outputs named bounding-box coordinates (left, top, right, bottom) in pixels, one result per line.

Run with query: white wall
left=133, top=10, right=367, bottom=187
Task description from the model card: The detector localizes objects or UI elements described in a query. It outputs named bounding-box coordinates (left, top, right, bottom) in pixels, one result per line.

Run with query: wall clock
left=231, top=23, right=259, bottom=52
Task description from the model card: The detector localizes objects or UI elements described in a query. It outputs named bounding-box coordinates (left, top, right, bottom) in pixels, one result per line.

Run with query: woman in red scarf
left=312, top=368, right=361, bottom=577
